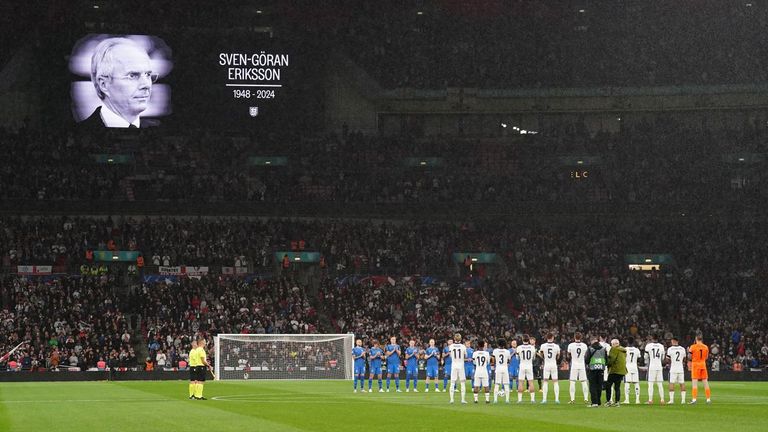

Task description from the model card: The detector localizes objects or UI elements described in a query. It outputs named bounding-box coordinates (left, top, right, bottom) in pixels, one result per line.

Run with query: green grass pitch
left=1, top=380, right=766, bottom=431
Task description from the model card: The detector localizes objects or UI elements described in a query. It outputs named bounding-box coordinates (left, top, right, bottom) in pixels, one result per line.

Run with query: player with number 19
left=352, top=339, right=367, bottom=393
left=404, top=339, right=419, bottom=392
left=424, top=339, right=440, bottom=392
left=472, top=340, right=491, bottom=403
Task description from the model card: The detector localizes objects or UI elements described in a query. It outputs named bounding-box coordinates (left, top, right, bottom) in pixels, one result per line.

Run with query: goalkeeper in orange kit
left=688, top=334, right=711, bottom=404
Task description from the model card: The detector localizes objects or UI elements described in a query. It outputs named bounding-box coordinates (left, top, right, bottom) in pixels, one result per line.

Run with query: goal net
left=214, top=334, right=354, bottom=381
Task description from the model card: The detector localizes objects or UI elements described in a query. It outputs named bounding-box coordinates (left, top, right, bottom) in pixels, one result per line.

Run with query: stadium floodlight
left=214, top=334, right=354, bottom=381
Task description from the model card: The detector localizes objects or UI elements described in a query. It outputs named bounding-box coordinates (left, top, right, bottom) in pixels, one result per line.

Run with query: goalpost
left=214, top=334, right=354, bottom=381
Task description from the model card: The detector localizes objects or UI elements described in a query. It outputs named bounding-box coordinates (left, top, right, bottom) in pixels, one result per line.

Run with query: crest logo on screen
left=249, top=106, right=259, bottom=117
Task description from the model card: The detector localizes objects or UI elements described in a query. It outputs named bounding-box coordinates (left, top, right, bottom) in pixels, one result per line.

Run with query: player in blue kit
left=508, top=339, right=520, bottom=395
left=385, top=336, right=402, bottom=392
left=352, top=339, right=367, bottom=392
left=424, top=338, right=440, bottom=392
left=404, top=339, right=419, bottom=392
left=442, top=339, right=453, bottom=391
left=464, top=339, right=475, bottom=388
left=368, top=339, right=384, bottom=392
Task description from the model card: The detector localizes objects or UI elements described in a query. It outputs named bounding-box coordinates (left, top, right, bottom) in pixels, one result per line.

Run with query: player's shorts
left=569, top=368, right=587, bottom=382
left=473, top=373, right=490, bottom=388
left=464, top=366, right=474, bottom=379
left=406, top=366, right=418, bottom=376
left=354, top=364, right=366, bottom=376
left=450, top=366, right=466, bottom=381
left=624, top=369, right=639, bottom=383
left=189, top=366, right=197, bottom=381
left=647, top=368, right=663, bottom=382
left=543, top=366, right=559, bottom=380
left=443, top=364, right=452, bottom=375
left=691, top=363, right=708, bottom=380
left=387, top=363, right=399, bottom=375
left=519, top=366, right=534, bottom=381
left=369, top=364, right=382, bottom=376
left=495, top=370, right=510, bottom=385
left=508, top=366, right=519, bottom=378
left=426, top=365, right=439, bottom=378
left=669, top=371, right=685, bottom=384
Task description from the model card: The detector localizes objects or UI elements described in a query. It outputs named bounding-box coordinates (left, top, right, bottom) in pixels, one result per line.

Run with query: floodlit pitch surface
left=1, top=380, right=766, bottom=431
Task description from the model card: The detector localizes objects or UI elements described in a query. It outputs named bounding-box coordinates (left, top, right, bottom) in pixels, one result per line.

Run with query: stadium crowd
left=1, top=216, right=767, bottom=371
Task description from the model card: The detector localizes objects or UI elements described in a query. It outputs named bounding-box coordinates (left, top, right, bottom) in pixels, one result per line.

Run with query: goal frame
left=214, top=333, right=354, bottom=381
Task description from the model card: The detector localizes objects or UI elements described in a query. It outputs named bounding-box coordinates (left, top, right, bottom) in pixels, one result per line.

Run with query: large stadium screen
left=66, top=32, right=298, bottom=131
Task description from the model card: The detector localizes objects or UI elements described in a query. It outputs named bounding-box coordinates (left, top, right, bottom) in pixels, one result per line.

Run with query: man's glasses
left=114, top=71, right=158, bottom=83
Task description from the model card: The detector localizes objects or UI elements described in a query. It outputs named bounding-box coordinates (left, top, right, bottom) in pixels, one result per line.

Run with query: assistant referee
left=188, top=340, right=199, bottom=400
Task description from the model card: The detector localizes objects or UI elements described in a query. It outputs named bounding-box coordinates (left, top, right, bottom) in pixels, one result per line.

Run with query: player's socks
left=195, top=383, right=203, bottom=398
left=395, top=377, right=400, bottom=390
left=669, top=391, right=674, bottom=402
left=554, top=382, right=560, bottom=402
left=386, top=377, right=390, bottom=390
left=368, top=378, right=372, bottom=390
left=435, top=383, right=439, bottom=391
left=474, top=392, right=478, bottom=402
left=460, top=382, right=466, bottom=403
left=485, top=392, right=490, bottom=402
left=405, top=377, right=410, bottom=389
left=505, top=385, right=510, bottom=403
left=648, top=382, right=654, bottom=401
left=518, top=391, right=523, bottom=402
left=378, top=379, right=383, bottom=389
left=657, top=383, right=665, bottom=401
left=530, top=391, right=535, bottom=402
left=705, top=388, right=711, bottom=400
left=449, top=380, right=455, bottom=402
left=443, top=377, right=448, bottom=390
left=583, top=382, right=589, bottom=402
left=413, top=377, right=418, bottom=389
left=569, top=381, right=576, bottom=402
left=624, top=383, right=630, bottom=403
left=681, top=391, right=686, bottom=403
left=635, top=384, right=640, bottom=403
left=542, top=381, right=548, bottom=402
left=189, top=383, right=195, bottom=398
left=691, top=387, right=698, bottom=399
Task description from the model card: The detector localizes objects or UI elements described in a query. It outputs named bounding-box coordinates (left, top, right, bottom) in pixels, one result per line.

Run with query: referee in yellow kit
left=188, top=339, right=199, bottom=399
left=192, top=338, right=213, bottom=400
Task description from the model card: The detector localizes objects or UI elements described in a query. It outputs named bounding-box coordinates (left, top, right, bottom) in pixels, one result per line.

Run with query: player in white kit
left=492, top=338, right=511, bottom=403
left=516, top=335, right=537, bottom=403
left=645, top=334, right=666, bottom=404
left=624, top=340, right=641, bottom=404
left=567, top=332, right=589, bottom=404
left=448, top=333, right=468, bottom=404
left=666, top=336, right=687, bottom=404
left=539, top=333, right=561, bottom=404
left=472, top=340, right=491, bottom=403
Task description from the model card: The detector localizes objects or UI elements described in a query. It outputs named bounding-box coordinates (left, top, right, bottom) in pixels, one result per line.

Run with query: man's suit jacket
left=77, top=106, right=160, bottom=129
